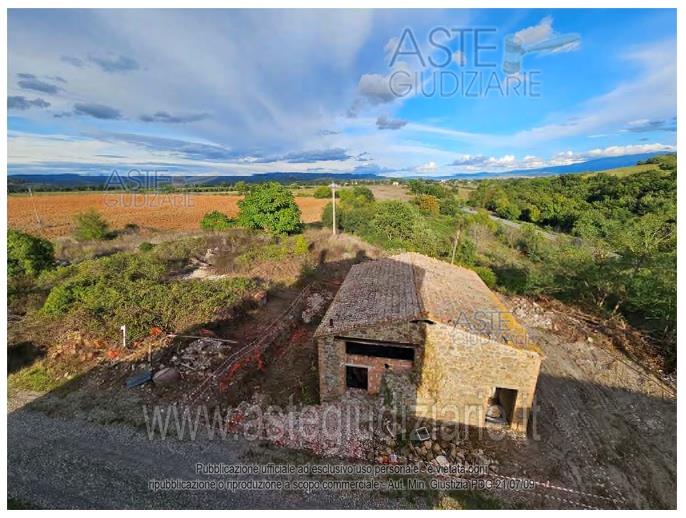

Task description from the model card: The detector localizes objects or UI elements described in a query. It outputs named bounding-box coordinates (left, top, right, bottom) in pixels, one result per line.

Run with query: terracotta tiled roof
left=315, top=252, right=540, bottom=354
left=314, top=256, right=421, bottom=337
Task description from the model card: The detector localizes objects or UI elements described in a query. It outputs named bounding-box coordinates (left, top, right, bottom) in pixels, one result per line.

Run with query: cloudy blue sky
left=7, top=8, right=676, bottom=177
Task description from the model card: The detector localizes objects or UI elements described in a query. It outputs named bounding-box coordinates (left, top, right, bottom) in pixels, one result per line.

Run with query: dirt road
left=7, top=407, right=413, bottom=509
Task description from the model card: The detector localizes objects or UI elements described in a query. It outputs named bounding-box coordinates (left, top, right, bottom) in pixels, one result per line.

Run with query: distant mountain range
left=438, top=152, right=672, bottom=180
left=7, top=152, right=672, bottom=190
left=7, top=171, right=381, bottom=190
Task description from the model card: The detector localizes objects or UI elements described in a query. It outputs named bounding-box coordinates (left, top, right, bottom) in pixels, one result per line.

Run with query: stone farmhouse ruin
left=315, top=252, right=543, bottom=433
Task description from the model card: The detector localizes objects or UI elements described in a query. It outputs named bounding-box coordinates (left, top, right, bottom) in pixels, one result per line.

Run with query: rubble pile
left=227, top=392, right=378, bottom=460
left=227, top=389, right=498, bottom=473
left=371, top=430, right=497, bottom=473
left=301, top=292, right=328, bottom=324
left=509, top=297, right=555, bottom=330
left=168, top=338, right=232, bottom=374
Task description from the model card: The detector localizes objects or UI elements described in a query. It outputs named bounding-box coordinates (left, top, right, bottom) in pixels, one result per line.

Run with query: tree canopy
left=237, top=182, right=302, bottom=234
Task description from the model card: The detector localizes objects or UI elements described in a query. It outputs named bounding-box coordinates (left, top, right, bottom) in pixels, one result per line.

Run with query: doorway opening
left=486, top=387, right=518, bottom=426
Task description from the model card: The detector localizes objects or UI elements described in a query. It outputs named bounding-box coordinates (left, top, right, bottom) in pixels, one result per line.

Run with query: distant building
left=315, top=252, right=542, bottom=433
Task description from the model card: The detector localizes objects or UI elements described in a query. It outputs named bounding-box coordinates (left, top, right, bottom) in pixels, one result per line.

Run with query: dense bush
left=41, top=250, right=255, bottom=341
left=516, top=223, right=547, bottom=261
left=371, top=201, right=420, bottom=242
left=235, top=234, right=310, bottom=266
left=73, top=210, right=110, bottom=241
left=238, top=182, right=302, bottom=234
left=8, top=229, right=55, bottom=278
left=321, top=201, right=375, bottom=234
left=439, top=196, right=463, bottom=216
left=413, top=194, right=440, bottom=216
left=407, top=179, right=448, bottom=198
left=233, top=181, right=250, bottom=194
left=350, top=186, right=375, bottom=203
left=200, top=210, right=234, bottom=231
left=313, top=186, right=333, bottom=199
left=493, top=195, right=521, bottom=220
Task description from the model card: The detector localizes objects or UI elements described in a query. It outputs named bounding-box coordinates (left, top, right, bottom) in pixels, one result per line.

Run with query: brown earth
left=8, top=192, right=328, bottom=239
left=474, top=295, right=677, bottom=509
left=7, top=227, right=674, bottom=509
left=369, top=184, right=413, bottom=201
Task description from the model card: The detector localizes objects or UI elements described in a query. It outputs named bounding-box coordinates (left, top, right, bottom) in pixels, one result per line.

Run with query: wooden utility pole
left=28, top=187, right=42, bottom=228
left=330, top=182, right=337, bottom=236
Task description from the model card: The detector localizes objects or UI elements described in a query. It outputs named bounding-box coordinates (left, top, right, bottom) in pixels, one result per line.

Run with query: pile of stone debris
left=168, top=338, right=233, bottom=375
left=226, top=390, right=497, bottom=473
left=508, top=296, right=555, bottom=330
left=371, top=429, right=497, bottom=473
left=227, top=392, right=377, bottom=460
left=301, top=292, right=329, bottom=324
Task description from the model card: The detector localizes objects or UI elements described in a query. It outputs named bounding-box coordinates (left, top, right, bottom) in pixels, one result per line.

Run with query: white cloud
left=514, top=16, right=554, bottom=48
left=357, top=73, right=397, bottom=105
left=512, top=16, right=580, bottom=54
left=499, top=40, right=676, bottom=147
left=447, top=143, right=675, bottom=174
left=584, top=143, right=675, bottom=158
left=415, top=161, right=437, bottom=173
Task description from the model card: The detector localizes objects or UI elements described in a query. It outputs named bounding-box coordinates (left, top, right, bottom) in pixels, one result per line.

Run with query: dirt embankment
left=482, top=296, right=676, bottom=509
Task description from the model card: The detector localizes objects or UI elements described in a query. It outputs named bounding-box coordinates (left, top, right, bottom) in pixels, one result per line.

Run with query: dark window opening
left=346, top=366, right=368, bottom=390
left=345, top=341, right=415, bottom=361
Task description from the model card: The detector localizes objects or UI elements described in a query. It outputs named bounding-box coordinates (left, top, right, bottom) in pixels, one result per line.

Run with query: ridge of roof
left=314, top=253, right=541, bottom=355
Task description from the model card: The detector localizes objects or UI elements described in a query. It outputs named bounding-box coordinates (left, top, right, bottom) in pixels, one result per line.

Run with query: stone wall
left=414, top=323, right=541, bottom=433
left=318, top=319, right=541, bottom=434
left=317, top=320, right=424, bottom=401
left=345, top=354, right=413, bottom=395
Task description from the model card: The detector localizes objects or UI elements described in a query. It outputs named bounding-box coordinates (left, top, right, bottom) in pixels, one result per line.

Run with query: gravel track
left=7, top=407, right=412, bottom=509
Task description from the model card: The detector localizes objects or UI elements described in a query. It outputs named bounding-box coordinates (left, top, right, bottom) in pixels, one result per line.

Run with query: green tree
left=200, top=210, right=234, bottom=231
left=73, top=209, right=109, bottom=241
left=237, top=182, right=302, bottom=234
left=493, top=196, right=521, bottom=220
left=609, top=212, right=675, bottom=275
left=8, top=229, right=55, bottom=277
left=521, top=204, right=541, bottom=223
left=439, top=196, right=463, bottom=216
left=234, top=181, right=250, bottom=194
left=321, top=202, right=375, bottom=234
left=413, top=194, right=440, bottom=216
left=407, top=179, right=447, bottom=198
left=517, top=223, right=546, bottom=261
left=313, top=186, right=333, bottom=199
left=351, top=185, right=375, bottom=202
left=371, top=201, right=419, bottom=241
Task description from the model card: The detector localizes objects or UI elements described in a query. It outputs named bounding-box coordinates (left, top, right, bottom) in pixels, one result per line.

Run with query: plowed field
left=8, top=192, right=328, bottom=239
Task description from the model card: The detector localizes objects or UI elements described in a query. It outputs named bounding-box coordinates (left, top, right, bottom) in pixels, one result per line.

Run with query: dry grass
left=8, top=192, right=328, bottom=239
left=369, top=184, right=413, bottom=201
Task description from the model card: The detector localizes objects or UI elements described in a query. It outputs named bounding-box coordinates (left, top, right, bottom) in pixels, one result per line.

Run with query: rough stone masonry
left=314, top=252, right=542, bottom=434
